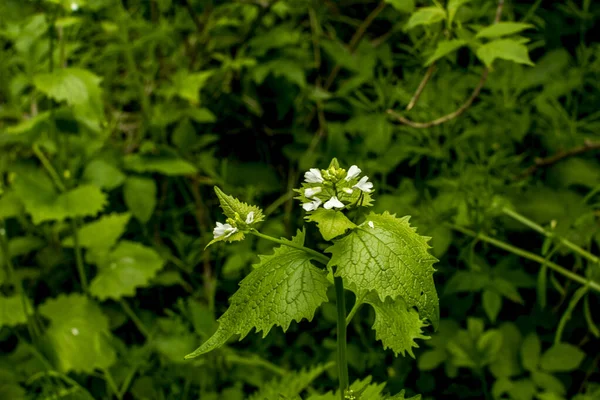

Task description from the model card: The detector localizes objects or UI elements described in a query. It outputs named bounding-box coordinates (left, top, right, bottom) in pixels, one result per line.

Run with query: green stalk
left=119, top=299, right=150, bottom=338
left=249, top=229, right=330, bottom=265
left=345, top=292, right=367, bottom=327
left=449, top=224, right=600, bottom=293
left=70, top=219, right=88, bottom=293
left=502, top=207, right=599, bottom=267
left=334, top=276, right=349, bottom=399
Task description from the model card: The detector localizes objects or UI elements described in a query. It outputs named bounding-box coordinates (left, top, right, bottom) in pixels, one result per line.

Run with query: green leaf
left=531, top=371, right=566, bottom=395
left=482, top=289, right=502, bottom=323
left=170, top=70, right=214, bottom=105
left=38, top=294, right=116, bottom=373
left=326, top=213, right=439, bottom=329
left=476, top=39, right=534, bottom=67
left=540, top=343, right=585, bottom=372
left=0, top=295, right=30, bottom=328
left=425, top=39, right=467, bottom=66
left=364, top=294, right=429, bottom=357
left=62, top=213, right=131, bottom=249
left=33, top=68, right=101, bottom=106
left=89, top=240, right=165, bottom=300
left=521, top=333, right=541, bottom=371
left=123, top=177, right=157, bottom=223
left=185, top=231, right=330, bottom=359
left=405, top=7, right=446, bottom=31
left=214, top=186, right=265, bottom=225
left=447, top=0, right=471, bottom=25
left=307, top=377, right=386, bottom=400
left=248, top=364, right=330, bottom=400
left=0, top=192, right=23, bottom=219
left=417, top=349, right=447, bottom=370
left=11, top=167, right=107, bottom=224
left=476, top=22, right=535, bottom=39
left=385, top=0, right=415, bottom=13
left=123, top=154, right=197, bottom=175
left=82, top=159, right=126, bottom=191
left=305, top=208, right=356, bottom=241
left=490, top=322, right=523, bottom=379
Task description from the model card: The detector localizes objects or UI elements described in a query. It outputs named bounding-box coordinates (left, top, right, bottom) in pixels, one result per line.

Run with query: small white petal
left=353, top=176, right=373, bottom=193
left=324, top=196, right=345, bottom=209
left=71, top=327, right=80, bottom=336
left=70, top=2, right=79, bottom=11
left=343, top=188, right=353, bottom=194
left=213, top=222, right=236, bottom=239
left=302, top=198, right=322, bottom=211
left=368, top=221, right=374, bottom=229
left=304, top=187, right=322, bottom=198
left=345, top=165, right=361, bottom=181
left=304, top=168, right=324, bottom=183
left=224, top=227, right=238, bottom=238
left=245, top=211, right=255, bottom=224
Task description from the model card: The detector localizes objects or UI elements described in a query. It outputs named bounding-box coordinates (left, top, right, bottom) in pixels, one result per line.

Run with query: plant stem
left=120, top=299, right=151, bottom=338
left=502, top=207, right=599, bottom=266
left=103, top=368, right=123, bottom=400
left=334, top=276, right=349, bottom=399
left=345, top=292, right=367, bottom=327
left=249, top=230, right=330, bottom=265
left=449, top=224, right=600, bottom=293
left=70, top=219, right=88, bottom=293
left=223, top=352, right=288, bottom=376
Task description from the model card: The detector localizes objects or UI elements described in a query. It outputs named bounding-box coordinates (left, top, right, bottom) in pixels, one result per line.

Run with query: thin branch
left=387, top=0, right=505, bottom=128
left=406, top=64, right=436, bottom=111
left=182, top=0, right=205, bottom=34
left=516, top=139, right=600, bottom=179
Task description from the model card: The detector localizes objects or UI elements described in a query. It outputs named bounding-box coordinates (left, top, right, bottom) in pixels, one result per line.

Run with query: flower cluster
left=297, top=159, right=374, bottom=213
left=213, top=211, right=255, bottom=240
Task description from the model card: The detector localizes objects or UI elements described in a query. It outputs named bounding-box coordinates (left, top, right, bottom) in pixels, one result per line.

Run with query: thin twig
left=387, top=0, right=505, bottom=128
left=406, top=64, right=436, bottom=111
left=516, top=139, right=600, bottom=179
left=182, top=0, right=205, bottom=34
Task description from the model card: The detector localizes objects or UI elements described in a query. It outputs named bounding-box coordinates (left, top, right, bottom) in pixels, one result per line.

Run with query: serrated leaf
left=540, top=343, right=585, bottom=372
left=305, top=208, right=356, bottom=241
left=326, top=213, right=439, bottom=329
left=476, top=22, right=535, bottom=39
left=476, top=39, right=534, bottom=67
left=171, top=70, right=214, bottom=105
left=33, top=68, right=101, bottom=106
left=123, top=177, right=157, bottom=223
left=82, top=159, right=126, bottom=190
left=482, top=289, right=502, bottom=323
left=306, top=376, right=386, bottom=400
left=185, top=231, right=330, bottom=359
left=248, top=364, right=330, bottom=400
left=62, top=213, right=131, bottom=249
left=38, top=294, right=116, bottom=373
left=0, top=295, right=30, bottom=328
left=89, top=240, right=165, bottom=300
left=405, top=7, right=446, bottom=31
left=521, top=333, right=541, bottom=371
left=365, top=294, right=429, bottom=358
left=425, top=39, right=467, bottom=66
left=123, top=154, right=197, bottom=175
left=385, top=0, right=415, bottom=13
left=12, top=168, right=107, bottom=224
left=214, top=186, right=265, bottom=224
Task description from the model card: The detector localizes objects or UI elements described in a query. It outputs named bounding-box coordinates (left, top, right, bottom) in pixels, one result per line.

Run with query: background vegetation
left=1, top=0, right=599, bottom=399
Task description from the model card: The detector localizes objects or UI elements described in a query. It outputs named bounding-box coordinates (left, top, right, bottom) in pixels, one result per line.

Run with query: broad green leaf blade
left=476, top=22, right=535, bottom=39
left=305, top=208, right=356, bottom=241
left=123, top=154, right=197, bottom=175
left=248, top=364, right=331, bottom=400
left=214, top=186, right=265, bottom=224
left=89, top=240, right=165, bottom=300
left=123, top=177, right=157, bottom=223
left=447, top=0, right=471, bottom=25
left=326, top=212, right=439, bottom=329
left=385, top=0, right=415, bottom=13
left=476, top=39, right=534, bottom=67
left=531, top=371, right=566, bottom=395
left=185, top=231, right=330, bottom=359
left=82, top=159, right=126, bottom=191
left=33, top=68, right=101, bottom=106
left=62, top=213, right=131, bottom=249
left=0, top=295, right=30, bottom=328
left=38, top=294, right=116, bottom=373
left=405, top=7, right=446, bottom=31
left=425, top=39, right=467, bottom=66
left=482, top=289, right=502, bottom=323
left=0, top=191, right=23, bottom=219
left=306, top=377, right=386, bottom=400
left=521, top=333, right=541, bottom=371
left=365, top=294, right=429, bottom=358
left=540, top=343, right=585, bottom=372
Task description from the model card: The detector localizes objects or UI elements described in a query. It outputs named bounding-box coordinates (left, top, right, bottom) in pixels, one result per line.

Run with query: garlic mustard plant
left=187, top=159, right=439, bottom=400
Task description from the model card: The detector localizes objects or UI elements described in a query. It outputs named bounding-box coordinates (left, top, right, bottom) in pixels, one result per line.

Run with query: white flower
left=304, top=187, right=322, bottom=198
left=302, top=198, right=322, bottom=211
left=304, top=168, right=324, bottom=183
left=324, top=196, right=345, bottom=209
left=70, top=2, right=79, bottom=11
left=342, top=187, right=353, bottom=194
left=368, top=221, right=374, bottom=229
left=245, top=211, right=255, bottom=224
left=345, top=165, right=361, bottom=181
left=213, top=222, right=238, bottom=239
left=353, top=176, right=373, bottom=193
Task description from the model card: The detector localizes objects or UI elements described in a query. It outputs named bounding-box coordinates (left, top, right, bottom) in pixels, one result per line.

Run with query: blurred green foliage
left=0, top=0, right=599, bottom=398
